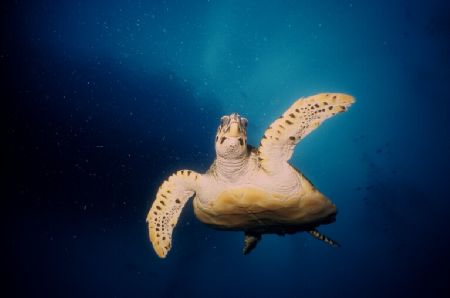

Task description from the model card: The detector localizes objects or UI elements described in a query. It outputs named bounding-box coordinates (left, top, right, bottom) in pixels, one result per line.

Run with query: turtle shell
left=193, top=185, right=337, bottom=232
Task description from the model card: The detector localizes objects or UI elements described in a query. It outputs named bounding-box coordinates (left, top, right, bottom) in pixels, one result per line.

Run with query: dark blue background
left=4, top=0, right=450, bottom=297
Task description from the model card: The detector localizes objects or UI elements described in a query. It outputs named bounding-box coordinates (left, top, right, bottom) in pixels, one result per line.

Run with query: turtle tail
left=308, top=229, right=340, bottom=247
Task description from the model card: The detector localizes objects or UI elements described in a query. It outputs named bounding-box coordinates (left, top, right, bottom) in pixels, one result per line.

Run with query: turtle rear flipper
left=308, top=229, right=340, bottom=247
left=243, top=232, right=261, bottom=255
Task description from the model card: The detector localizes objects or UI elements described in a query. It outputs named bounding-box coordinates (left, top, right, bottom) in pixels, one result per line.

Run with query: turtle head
left=215, top=113, right=248, bottom=159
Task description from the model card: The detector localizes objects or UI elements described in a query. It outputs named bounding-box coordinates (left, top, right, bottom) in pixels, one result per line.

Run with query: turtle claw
left=243, top=232, right=261, bottom=255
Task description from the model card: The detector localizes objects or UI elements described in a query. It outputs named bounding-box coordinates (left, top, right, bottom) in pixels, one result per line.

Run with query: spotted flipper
left=308, top=229, right=340, bottom=247
left=146, top=170, right=200, bottom=258
left=243, top=232, right=261, bottom=255
left=258, top=93, right=355, bottom=172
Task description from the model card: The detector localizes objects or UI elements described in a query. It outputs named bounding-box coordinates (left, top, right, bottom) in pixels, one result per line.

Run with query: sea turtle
left=146, top=93, right=355, bottom=258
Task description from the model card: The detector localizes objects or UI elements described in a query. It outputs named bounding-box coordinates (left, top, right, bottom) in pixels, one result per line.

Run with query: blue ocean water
left=4, top=0, right=450, bottom=297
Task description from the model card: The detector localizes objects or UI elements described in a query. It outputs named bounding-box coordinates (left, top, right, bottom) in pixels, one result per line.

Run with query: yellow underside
left=193, top=186, right=336, bottom=230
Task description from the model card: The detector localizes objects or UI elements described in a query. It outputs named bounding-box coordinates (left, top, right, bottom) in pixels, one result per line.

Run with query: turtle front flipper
left=258, top=93, right=354, bottom=173
left=146, top=170, right=201, bottom=258
left=308, top=229, right=340, bottom=247
left=243, top=232, right=261, bottom=255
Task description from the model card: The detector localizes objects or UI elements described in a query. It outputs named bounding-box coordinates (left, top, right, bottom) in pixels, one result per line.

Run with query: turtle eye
left=220, top=116, right=230, bottom=126
left=240, top=117, right=248, bottom=128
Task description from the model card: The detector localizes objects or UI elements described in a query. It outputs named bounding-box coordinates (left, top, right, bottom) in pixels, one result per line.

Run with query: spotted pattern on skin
left=308, top=229, right=340, bottom=247
left=146, top=169, right=199, bottom=258
left=258, top=93, right=355, bottom=171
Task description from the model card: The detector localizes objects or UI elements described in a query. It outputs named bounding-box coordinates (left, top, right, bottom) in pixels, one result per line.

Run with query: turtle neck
left=215, top=153, right=249, bottom=182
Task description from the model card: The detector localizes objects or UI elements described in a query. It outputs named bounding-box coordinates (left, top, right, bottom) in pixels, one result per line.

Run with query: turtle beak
left=228, top=121, right=240, bottom=137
